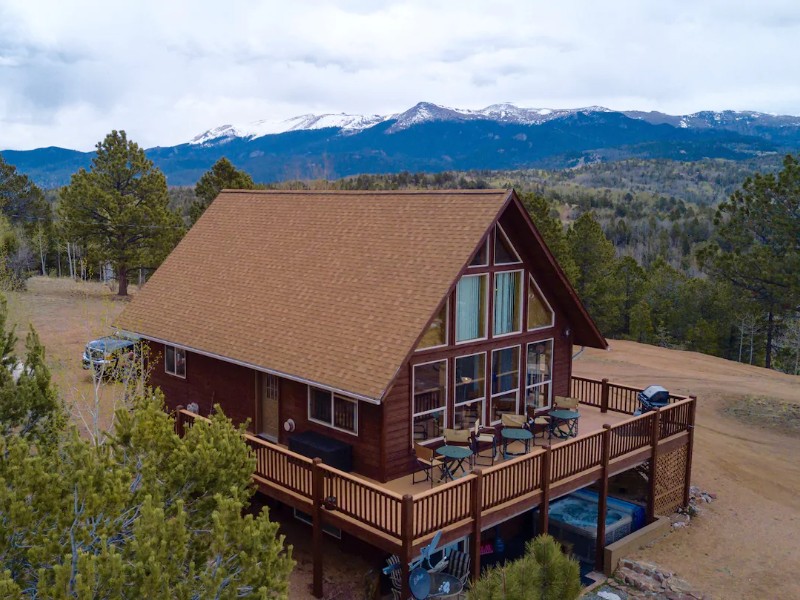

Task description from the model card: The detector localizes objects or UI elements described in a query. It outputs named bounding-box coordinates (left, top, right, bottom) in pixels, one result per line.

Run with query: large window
left=165, top=344, right=186, bottom=378
left=454, top=353, right=486, bottom=430
left=525, top=340, right=553, bottom=413
left=417, top=301, right=448, bottom=350
left=308, top=387, right=358, bottom=435
left=455, top=274, right=487, bottom=342
left=494, top=270, right=522, bottom=336
left=413, top=360, right=447, bottom=444
left=490, top=346, right=519, bottom=423
left=527, top=276, right=554, bottom=330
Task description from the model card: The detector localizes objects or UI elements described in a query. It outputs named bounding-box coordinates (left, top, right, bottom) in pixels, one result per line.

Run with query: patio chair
left=471, top=420, right=497, bottom=466
left=412, top=442, right=443, bottom=487
left=444, top=428, right=475, bottom=470
left=500, top=413, right=529, bottom=430
left=444, top=550, right=471, bottom=588
left=553, top=395, right=580, bottom=411
left=385, top=554, right=403, bottom=598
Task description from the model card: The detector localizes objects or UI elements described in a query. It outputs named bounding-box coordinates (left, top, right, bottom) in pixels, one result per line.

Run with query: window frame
left=411, top=358, right=448, bottom=446
left=493, top=269, right=524, bottom=338
left=164, top=344, right=186, bottom=379
left=453, top=352, right=487, bottom=430
left=527, top=275, right=555, bottom=332
left=307, top=386, right=359, bottom=436
left=524, top=338, right=554, bottom=413
left=455, top=273, right=489, bottom=345
left=489, top=345, right=520, bottom=424
left=494, top=224, right=522, bottom=266
left=467, top=239, right=489, bottom=268
left=415, top=300, right=449, bottom=352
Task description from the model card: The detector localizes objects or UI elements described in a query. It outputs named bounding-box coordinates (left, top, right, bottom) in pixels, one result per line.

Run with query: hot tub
left=533, top=491, right=643, bottom=564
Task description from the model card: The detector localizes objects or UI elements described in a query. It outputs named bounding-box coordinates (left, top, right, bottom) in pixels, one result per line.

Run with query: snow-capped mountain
left=6, top=102, right=800, bottom=188
left=189, top=102, right=617, bottom=145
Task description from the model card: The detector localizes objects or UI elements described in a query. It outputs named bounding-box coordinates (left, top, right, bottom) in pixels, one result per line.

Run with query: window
left=490, top=346, right=519, bottom=423
left=165, top=344, right=186, bottom=378
left=308, top=387, right=358, bottom=435
left=412, top=360, right=447, bottom=444
left=454, top=353, right=486, bottom=430
left=525, top=340, right=553, bottom=413
left=494, top=226, right=521, bottom=265
left=494, top=270, right=522, bottom=336
left=527, top=276, right=554, bottom=330
left=416, top=301, right=448, bottom=350
left=456, top=274, right=487, bottom=342
left=468, top=240, right=488, bottom=267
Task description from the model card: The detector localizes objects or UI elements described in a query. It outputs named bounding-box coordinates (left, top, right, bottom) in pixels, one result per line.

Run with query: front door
left=260, top=373, right=280, bottom=441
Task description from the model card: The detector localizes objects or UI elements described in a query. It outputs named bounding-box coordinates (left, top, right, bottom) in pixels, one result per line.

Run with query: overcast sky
left=1, top=0, right=799, bottom=151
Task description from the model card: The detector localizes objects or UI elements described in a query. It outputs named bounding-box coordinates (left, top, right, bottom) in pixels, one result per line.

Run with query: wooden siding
left=148, top=341, right=257, bottom=429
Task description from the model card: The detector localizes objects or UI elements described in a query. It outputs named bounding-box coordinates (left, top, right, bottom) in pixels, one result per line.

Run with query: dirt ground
left=9, top=278, right=800, bottom=599
left=573, top=340, right=800, bottom=600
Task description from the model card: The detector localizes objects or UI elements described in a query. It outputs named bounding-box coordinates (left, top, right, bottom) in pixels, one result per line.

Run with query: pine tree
left=520, top=192, right=578, bottom=283
left=468, top=535, right=581, bottom=600
left=698, top=154, right=800, bottom=367
left=190, top=158, right=255, bottom=225
left=58, top=131, right=184, bottom=296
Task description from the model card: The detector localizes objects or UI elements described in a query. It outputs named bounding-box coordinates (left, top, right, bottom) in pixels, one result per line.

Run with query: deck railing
left=174, top=377, right=695, bottom=588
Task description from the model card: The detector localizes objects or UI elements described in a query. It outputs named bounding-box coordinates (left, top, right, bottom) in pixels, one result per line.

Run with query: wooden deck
left=175, top=376, right=696, bottom=598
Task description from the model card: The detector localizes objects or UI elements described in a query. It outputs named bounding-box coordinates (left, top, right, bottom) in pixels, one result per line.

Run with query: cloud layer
left=1, top=0, right=799, bottom=150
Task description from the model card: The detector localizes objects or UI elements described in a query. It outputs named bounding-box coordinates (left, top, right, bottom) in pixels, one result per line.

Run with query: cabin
left=116, top=189, right=696, bottom=597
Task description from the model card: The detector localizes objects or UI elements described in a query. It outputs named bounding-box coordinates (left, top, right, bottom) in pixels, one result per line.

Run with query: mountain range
left=4, top=102, right=800, bottom=188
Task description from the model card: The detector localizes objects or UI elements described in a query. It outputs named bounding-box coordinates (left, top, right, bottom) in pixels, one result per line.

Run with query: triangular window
left=494, top=226, right=521, bottom=265
left=469, top=240, right=488, bottom=267
left=416, top=302, right=448, bottom=350
left=527, top=276, right=554, bottom=330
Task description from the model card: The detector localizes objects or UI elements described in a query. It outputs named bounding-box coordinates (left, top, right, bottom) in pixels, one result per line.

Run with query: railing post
left=683, top=396, right=697, bottom=507
left=312, top=458, right=324, bottom=598
left=600, top=378, right=609, bottom=413
left=400, top=494, right=414, bottom=600
left=471, top=470, right=483, bottom=583
left=175, top=405, right=185, bottom=437
left=647, top=409, right=661, bottom=523
left=539, top=445, right=551, bottom=534
left=595, top=425, right=611, bottom=571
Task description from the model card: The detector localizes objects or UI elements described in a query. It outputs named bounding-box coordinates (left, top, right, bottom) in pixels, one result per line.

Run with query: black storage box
left=288, top=430, right=353, bottom=472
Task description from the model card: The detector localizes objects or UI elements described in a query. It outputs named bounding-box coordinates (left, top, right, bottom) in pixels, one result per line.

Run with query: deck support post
left=312, top=458, right=324, bottom=598
left=174, top=406, right=185, bottom=437
left=600, top=378, right=610, bottom=413
left=539, top=445, right=551, bottom=534
left=400, top=494, right=414, bottom=600
left=470, top=469, right=483, bottom=583
left=647, top=409, right=661, bottom=523
left=595, top=424, right=612, bottom=571
left=683, top=396, right=697, bottom=507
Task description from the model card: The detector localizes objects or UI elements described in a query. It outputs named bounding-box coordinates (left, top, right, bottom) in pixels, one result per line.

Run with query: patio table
left=436, top=445, right=473, bottom=481
left=549, top=409, right=580, bottom=439
left=501, top=427, right=533, bottom=458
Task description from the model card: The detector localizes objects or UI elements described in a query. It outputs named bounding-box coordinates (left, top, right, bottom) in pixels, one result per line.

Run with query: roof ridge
left=220, top=189, right=510, bottom=195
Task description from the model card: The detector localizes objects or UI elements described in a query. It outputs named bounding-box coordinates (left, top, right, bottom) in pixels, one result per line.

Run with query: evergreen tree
left=520, top=192, right=578, bottom=283
left=468, top=535, right=581, bottom=600
left=58, top=131, right=184, bottom=296
left=190, top=158, right=255, bottom=225
left=0, top=391, right=294, bottom=598
left=566, top=212, right=623, bottom=333
left=698, top=154, right=800, bottom=367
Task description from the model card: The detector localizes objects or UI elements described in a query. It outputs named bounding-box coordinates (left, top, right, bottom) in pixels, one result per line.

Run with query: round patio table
left=549, top=409, right=580, bottom=439
left=436, top=445, right=473, bottom=481
left=501, top=427, right=533, bottom=458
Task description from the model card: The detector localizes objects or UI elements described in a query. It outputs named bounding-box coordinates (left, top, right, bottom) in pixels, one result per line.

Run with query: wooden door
left=260, top=373, right=280, bottom=441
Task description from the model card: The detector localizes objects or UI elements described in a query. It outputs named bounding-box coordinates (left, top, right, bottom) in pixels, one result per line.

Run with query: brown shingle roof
left=116, top=189, right=511, bottom=401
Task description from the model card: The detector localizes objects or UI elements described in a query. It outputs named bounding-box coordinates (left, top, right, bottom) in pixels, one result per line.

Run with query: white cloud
left=0, top=0, right=799, bottom=150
